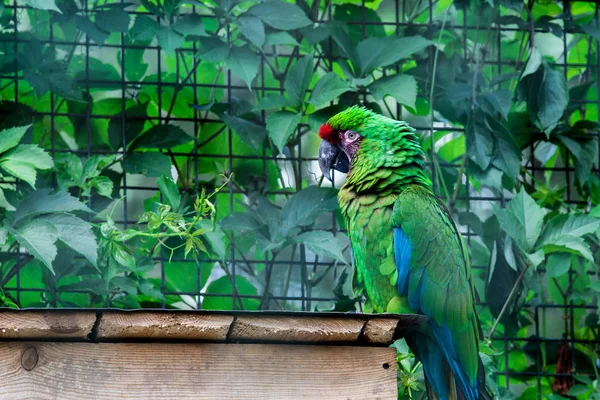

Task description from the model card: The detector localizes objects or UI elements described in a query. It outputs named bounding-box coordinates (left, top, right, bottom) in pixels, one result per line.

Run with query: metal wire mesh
left=0, top=0, right=599, bottom=398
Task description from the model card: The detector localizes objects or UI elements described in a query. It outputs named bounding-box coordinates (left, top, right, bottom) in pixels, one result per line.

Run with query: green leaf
left=236, top=15, right=265, bottom=48
left=156, top=26, right=185, bottom=54
left=293, top=230, right=347, bottom=263
left=266, top=111, right=302, bottom=153
left=254, top=94, right=297, bottom=111
left=486, top=116, right=521, bottom=178
left=264, top=32, right=298, bottom=46
left=247, top=1, right=312, bottom=30
left=11, top=219, right=58, bottom=273
left=129, top=124, right=192, bottom=150
left=567, top=385, right=591, bottom=397
left=493, top=189, right=545, bottom=252
left=226, top=46, right=260, bottom=90
left=202, top=275, right=259, bottom=310
left=221, top=114, right=267, bottom=151
left=219, top=212, right=263, bottom=233
left=172, top=13, right=207, bottom=37
left=131, top=15, right=159, bottom=41
left=108, top=102, right=149, bottom=149
left=557, top=134, right=598, bottom=183
left=157, top=175, right=181, bottom=211
left=368, top=74, right=417, bottom=110
left=356, top=36, right=432, bottom=76
left=536, top=64, right=569, bottom=135
left=95, top=8, right=130, bottom=33
left=545, top=252, right=571, bottom=277
left=14, top=189, right=93, bottom=225
left=285, top=54, right=313, bottom=106
left=466, top=110, right=494, bottom=170
left=0, top=125, right=30, bottom=154
left=520, top=47, right=542, bottom=79
left=23, top=0, right=62, bottom=13
left=308, top=73, right=352, bottom=107
left=0, top=145, right=53, bottom=188
left=41, top=214, right=98, bottom=267
left=122, top=152, right=172, bottom=177
left=540, top=213, right=600, bottom=244
left=75, top=16, right=109, bottom=46
left=196, top=37, right=230, bottom=63
left=279, top=186, right=339, bottom=237
left=540, top=235, right=594, bottom=262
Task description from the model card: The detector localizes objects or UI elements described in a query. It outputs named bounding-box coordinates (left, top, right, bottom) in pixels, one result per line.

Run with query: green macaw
left=317, top=106, right=490, bottom=400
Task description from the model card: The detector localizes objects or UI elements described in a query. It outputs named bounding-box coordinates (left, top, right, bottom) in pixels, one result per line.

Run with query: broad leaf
left=536, top=65, right=569, bottom=135
left=236, top=15, right=265, bottom=48
left=368, top=74, right=417, bottom=110
left=487, top=116, right=521, bottom=178
left=0, top=125, right=30, bottom=154
left=11, top=219, right=58, bottom=273
left=131, top=15, right=159, bottom=41
left=539, top=214, right=600, bottom=244
left=122, top=152, right=172, bottom=177
left=540, top=235, right=594, bottom=262
left=202, top=275, right=259, bottom=310
left=247, top=1, right=312, bottom=30
left=156, top=26, right=185, bottom=54
left=254, top=94, right=296, bottom=111
left=219, top=212, right=263, bottom=233
left=520, top=47, right=542, bottom=79
left=545, top=252, right=571, bottom=278
left=355, top=36, right=432, bottom=76
left=108, top=102, right=149, bottom=149
left=172, top=13, right=207, bottom=37
left=95, top=8, right=130, bottom=32
left=75, top=16, right=109, bottom=46
left=129, top=124, right=192, bottom=150
left=266, top=111, right=302, bottom=153
left=308, top=73, right=352, bottom=107
left=221, top=114, right=267, bottom=150
left=14, top=189, right=93, bottom=225
left=293, top=230, right=347, bottom=263
left=157, top=175, right=181, bottom=211
left=41, top=214, right=98, bottom=267
left=23, top=0, right=62, bottom=13
left=285, top=54, right=314, bottom=106
left=466, top=111, right=494, bottom=170
left=0, top=145, right=53, bottom=188
left=493, top=189, right=545, bottom=252
left=226, top=46, right=260, bottom=90
left=264, top=32, right=298, bottom=46
left=279, top=186, right=338, bottom=237
left=196, top=37, right=230, bottom=63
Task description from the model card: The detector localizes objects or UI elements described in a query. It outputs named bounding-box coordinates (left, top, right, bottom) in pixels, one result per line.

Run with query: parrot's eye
left=345, top=131, right=359, bottom=142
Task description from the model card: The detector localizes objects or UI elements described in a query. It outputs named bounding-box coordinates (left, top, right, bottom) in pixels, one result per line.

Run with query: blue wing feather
left=394, top=226, right=478, bottom=400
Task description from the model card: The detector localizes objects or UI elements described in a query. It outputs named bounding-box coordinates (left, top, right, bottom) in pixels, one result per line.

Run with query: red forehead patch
left=318, top=123, right=339, bottom=143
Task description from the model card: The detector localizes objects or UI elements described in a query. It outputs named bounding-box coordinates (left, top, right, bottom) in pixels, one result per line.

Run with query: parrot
left=317, top=105, right=490, bottom=400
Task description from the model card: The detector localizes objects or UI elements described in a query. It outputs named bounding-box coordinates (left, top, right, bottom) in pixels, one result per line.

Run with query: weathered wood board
left=0, top=342, right=398, bottom=400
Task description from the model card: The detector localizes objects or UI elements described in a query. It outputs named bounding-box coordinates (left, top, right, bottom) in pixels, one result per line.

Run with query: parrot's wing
left=393, top=184, right=480, bottom=400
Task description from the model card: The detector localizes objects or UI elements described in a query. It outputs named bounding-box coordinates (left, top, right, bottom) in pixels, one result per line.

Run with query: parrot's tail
left=406, top=333, right=493, bottom=400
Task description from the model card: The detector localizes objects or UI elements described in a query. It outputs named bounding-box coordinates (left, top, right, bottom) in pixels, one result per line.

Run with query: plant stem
left=488, top=261, right=530, bottom=338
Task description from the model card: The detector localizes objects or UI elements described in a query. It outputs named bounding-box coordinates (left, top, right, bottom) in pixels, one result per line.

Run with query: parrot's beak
left=318, top=140, right=350, bottom=182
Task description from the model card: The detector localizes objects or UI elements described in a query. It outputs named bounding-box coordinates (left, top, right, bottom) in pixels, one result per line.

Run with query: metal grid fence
left=0, top=0, right=599, bottom=398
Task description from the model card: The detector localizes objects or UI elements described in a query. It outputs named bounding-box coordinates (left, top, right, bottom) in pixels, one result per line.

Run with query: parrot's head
left=317, top=105, right=423, bottom=182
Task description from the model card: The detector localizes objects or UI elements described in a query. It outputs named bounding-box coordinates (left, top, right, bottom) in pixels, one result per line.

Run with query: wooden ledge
left=0, top=309, right=428, bottom=345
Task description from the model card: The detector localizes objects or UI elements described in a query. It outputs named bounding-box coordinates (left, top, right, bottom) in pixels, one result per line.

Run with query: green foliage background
left=0, top=0, right=599, bottom=398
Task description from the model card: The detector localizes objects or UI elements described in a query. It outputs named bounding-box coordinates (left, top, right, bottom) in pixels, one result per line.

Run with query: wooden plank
left=0, top=342, right=397, bottom=400
left=229, top=315, right=365, bottom=342
left=0, top=311, right=95, bottom=339
left=362, top=318, right=399, bottom=344
left=96, top=312, right=233, bottom=341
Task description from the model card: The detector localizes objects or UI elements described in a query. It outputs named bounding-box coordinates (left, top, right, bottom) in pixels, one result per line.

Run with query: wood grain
left=0, top=342, right=397, bottom=400
left=0, top=311, right=95, bottom=339
left=229, top=315, right=365, bottom=342
left=362, top=318, right=399, bottom=344
left=96, top=312, right=233, bottom=340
